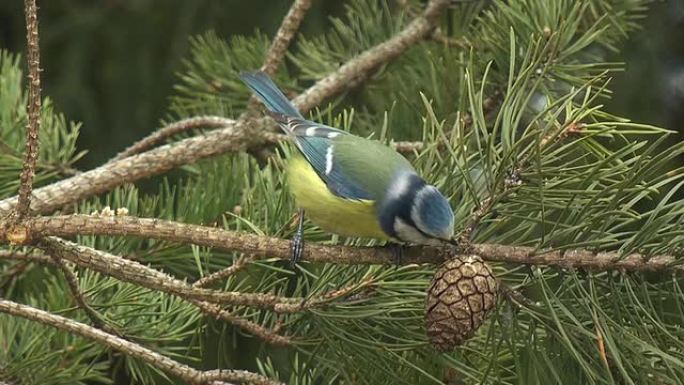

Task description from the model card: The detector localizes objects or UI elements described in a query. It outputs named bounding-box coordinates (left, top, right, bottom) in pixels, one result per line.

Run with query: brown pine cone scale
left=425, top=255, right=498, bottom=351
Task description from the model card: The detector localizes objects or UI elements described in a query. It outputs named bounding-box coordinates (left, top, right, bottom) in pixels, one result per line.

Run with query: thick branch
left=261, top=0, right=313, bottom=76
left=16, top=0, right=42, bottom=219
left=0, top=0, right=450, bottom=217
left=0, top=214, right=680, bottom=273
left=0, top=119, right=258, bottom=216
left=0, top=299, right=281, bottom=385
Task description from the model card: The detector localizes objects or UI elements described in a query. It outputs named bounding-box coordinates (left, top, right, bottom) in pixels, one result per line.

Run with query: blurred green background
left=0, top=0, right=682, bottom=169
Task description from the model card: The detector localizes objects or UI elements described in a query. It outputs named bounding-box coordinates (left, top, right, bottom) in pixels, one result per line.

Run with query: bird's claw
left=290, top=209, right=305, bottom=268
left=386, top=243, right=405, bottom=268
left=290, top=232, right=304, bottom=267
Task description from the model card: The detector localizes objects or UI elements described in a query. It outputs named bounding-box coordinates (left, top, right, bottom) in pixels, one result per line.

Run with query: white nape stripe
left=327, top=132, right=340, bottom=139
left=385, top=172, right=414, bottom=201
left=325, top=145, right=334, bottom=175
left=305, top=126, right=318, bottom=136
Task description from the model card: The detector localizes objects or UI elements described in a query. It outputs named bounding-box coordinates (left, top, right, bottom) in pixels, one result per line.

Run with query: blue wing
left=269, top=112, right=371, bottom=200
left=239, top=71, right=371, bottom=200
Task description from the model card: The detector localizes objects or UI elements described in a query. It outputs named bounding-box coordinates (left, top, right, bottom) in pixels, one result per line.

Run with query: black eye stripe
left=377, top=174, right=427, bottom=239
left=395, top=215, right=433, bottom=239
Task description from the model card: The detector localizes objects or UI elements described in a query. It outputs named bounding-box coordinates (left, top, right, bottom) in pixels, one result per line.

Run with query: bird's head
left=378, top=172, right=455, bottom=246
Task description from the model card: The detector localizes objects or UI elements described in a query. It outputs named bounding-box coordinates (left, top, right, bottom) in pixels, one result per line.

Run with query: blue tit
left=240, top=71, right=455, bottom=264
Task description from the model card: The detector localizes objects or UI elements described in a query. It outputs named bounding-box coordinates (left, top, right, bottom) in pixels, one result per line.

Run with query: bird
left=240, top=71, right=455, bottom=265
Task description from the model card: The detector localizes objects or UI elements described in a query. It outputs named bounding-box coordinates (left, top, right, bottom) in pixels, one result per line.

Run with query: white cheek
left=393, top=217, right=438, bottom=245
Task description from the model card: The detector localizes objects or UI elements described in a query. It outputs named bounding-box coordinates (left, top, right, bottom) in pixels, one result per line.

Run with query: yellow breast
left=286, top=155, right=389, bottom=240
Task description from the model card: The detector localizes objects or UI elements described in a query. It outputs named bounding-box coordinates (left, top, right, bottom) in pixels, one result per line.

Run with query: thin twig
left=244, top=0, right=313, bottom=116
left=430, top=27, right=471, bottom=49
left=190, top=300, right=291, bottom=346
left=46, top=250, right=119, bottom=334
left=120, top=0, right=312, bottom=162
left=0, top=248, right=52, bottom=264
left=261, top=0, right=313, bottom=76
left=16, top=0, right=42, bottom=220
left=292, top=0, right=451, bottom=112
left=0, top=260, right=32, bottom=291
left=193, top=254, right=257, bottom=288
left=0, top=214, right=680, bottom=273
left=0, top=0, right=451, bottom=218
left=0, top=299, right=282, bottom=385
left=111, top=116, right=236, bottom=162
left=456, top=93, right=565, bottom=247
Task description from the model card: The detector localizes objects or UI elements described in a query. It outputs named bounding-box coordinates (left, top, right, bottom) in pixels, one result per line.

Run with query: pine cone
left=425, top=255, right=498, bottom=351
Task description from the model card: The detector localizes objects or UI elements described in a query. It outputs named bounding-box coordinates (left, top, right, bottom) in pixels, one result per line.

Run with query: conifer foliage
left=1, top=0, right=683, bottom=384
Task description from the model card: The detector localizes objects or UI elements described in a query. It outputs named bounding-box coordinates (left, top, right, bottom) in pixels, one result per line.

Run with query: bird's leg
left=385, top=243, right=406, bottom=267
left=290, top=209, right=305, bottom=267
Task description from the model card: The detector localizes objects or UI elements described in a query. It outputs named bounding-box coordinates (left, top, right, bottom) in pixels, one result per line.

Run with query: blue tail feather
left=239, top=71, right=303, bottom=118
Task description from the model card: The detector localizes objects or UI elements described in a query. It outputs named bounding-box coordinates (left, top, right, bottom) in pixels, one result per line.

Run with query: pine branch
left=246, top=0, right=311, bottom=118
left=292, top=0, right=450, bottom=112
left=430, top=27, right=470, bottom=49
left=47, top=254, right=114, bottom=332
left=37, top=237, right=311, bottom=312
left=15, top=0, right=41, bottom=220
left=260, top=0, right=313, bottom=76
left=0, top=119, right=260, bottom=216
left=0, top=299, right=283, bottom=385
left=0, top=259, right=32, bottom=291
left=0, top=0, right=451, bottom=217
left=189, top=299, right=291, bottom=346
left=457, top=113, right=579, bottom=247
left=0, top=248, right=52, bottom=264
left=0, top=214, right=680, bottom=273
left=106, top=115, right=429, bottom=166
left=457, top=166, right=521, bottom=245
left=0, top=247, right=292, bottom=345
left=237, top=131, right=431, bottom=155
left=111, top=116, right=236, bottom=162
left=193, top=254, right=256, bottom=288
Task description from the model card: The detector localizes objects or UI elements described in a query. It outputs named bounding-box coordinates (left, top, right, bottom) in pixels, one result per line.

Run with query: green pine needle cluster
left=0, top=51, right=84, bottom=198
left=2, top=0, right=684, bottom=384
